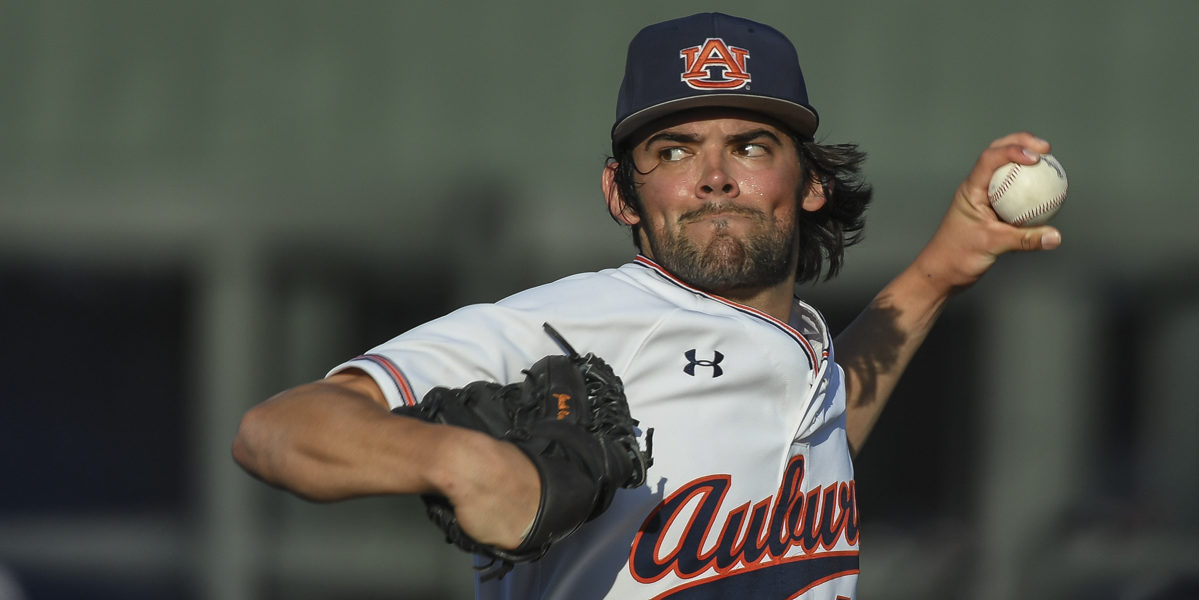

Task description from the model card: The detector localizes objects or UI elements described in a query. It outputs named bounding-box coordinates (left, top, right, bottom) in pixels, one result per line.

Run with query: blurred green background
left=2, top=1, right=1197, bottom=599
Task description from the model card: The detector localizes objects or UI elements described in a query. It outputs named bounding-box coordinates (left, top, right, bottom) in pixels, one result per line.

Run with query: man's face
left=618, top=112, right=810, bottom=297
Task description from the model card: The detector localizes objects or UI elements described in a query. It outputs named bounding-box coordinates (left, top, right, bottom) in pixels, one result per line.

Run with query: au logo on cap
left=679, top=38, right=750, bottom=90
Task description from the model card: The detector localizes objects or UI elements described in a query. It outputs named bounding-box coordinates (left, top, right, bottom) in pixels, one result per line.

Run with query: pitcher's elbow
left=232, top=406, right=271, bottom=478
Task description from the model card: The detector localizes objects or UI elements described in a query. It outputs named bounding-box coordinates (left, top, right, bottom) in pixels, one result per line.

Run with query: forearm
left=233, top=378, right=447, bottom=501
left=233, top=374, right=542, bottom=547
left=837, top=133, right=1062, bottom=455
left=835, top=251, right=952, bottom=456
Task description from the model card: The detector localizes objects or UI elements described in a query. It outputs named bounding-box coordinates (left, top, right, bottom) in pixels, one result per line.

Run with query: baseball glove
left=391, top=323, right=653, bottom=580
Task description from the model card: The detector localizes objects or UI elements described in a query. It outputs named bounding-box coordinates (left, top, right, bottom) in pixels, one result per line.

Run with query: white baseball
left=987, top=153, right=1068, bottom=226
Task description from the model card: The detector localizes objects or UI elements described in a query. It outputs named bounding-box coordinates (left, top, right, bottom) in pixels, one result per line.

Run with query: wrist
left=908, top=229, right=993, bottom=298
left=902, top=250, right=958, bottom=303
left=422, top=424, right=490, bottom=498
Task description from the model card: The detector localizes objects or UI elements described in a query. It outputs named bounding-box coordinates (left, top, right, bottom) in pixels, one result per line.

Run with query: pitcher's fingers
left=987, top=132, right=1051, bottom=152
left=964, top=138, right=1052, bottom=194
left=1006, top=225, right=1062, bottom=252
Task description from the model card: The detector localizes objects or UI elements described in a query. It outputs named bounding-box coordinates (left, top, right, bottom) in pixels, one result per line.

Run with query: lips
left=680, top=204, right=764, bottom=225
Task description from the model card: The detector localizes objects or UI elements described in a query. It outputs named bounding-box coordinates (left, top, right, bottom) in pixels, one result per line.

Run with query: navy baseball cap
left=612, top=13, right=819, bottom=150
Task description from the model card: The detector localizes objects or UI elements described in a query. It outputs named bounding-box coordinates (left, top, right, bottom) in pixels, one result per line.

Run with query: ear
left=801, top=176, right=828, bottom=212
left=603, top=162, right=641, bottom=226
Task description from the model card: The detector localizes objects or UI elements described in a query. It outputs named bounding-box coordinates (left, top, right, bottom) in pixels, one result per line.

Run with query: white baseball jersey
left=332, top=255, right=860, bottom=599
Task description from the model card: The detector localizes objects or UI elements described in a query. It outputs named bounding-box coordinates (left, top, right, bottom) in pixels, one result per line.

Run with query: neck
left=635, top=252, right=800, bottom=322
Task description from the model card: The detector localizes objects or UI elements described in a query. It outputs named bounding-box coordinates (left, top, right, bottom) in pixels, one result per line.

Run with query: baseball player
left=233, top=12, right=1062, bottom=599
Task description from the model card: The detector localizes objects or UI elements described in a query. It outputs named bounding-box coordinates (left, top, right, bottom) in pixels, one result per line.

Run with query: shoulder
left=497, top=262, right=668, bottom=308
left=493, top=262, right=679, bottom=347
left=383, top=262, right=676, bottom=364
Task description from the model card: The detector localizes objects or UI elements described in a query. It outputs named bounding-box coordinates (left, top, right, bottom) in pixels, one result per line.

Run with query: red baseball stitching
left=1010, top=189, right=1067, bottom=226
left=988, top=164, right=1022, bottom=204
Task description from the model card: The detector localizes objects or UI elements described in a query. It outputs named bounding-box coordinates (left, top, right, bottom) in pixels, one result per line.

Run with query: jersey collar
left=631, top=254, right=824, bottom=369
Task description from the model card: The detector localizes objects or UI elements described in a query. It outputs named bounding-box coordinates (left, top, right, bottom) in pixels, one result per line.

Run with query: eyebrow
left=728, top=128, right=783, bottom=146
left=641, top=131, right=701, bottom=149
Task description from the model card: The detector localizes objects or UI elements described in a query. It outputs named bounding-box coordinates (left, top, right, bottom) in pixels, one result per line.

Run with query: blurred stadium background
left=1, top=1, right=1197, bottom=598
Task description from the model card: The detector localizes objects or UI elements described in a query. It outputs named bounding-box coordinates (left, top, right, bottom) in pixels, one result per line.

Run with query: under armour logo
left=679, top=38, right=751, bottom=90
left=683, top=349, right=724, bottom=377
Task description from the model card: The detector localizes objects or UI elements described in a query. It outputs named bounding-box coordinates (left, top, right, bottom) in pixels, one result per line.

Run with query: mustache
left=678, top=202, right=766, bottom=224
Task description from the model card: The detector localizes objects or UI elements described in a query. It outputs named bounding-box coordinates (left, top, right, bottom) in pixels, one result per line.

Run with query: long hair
left=609, top=137, right=873, bottom=284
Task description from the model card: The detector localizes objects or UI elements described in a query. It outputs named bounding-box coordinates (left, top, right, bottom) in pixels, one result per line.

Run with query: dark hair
left=608, top=137, right=872, bottom=284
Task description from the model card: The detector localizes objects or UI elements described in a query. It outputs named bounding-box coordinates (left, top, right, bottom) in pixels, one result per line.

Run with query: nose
left=696, top=155, right=738, bottom=198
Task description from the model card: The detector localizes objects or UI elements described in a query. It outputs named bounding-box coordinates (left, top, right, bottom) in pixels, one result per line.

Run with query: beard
left=642, top=203, right=798, bottom=296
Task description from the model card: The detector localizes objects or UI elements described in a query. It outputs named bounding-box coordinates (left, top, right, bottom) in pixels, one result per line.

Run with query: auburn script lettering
left=629, top=455, right=859, bottom=584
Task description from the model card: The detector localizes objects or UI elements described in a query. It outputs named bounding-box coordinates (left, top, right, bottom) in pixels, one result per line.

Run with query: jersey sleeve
left=326, top=303, right=557, bottom=410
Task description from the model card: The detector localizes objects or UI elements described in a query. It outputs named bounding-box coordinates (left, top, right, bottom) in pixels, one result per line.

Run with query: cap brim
left=612, top=94, right=819, bottom=148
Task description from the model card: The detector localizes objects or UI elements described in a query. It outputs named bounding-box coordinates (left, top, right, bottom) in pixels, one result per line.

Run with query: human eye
left=735, top=143, right=768, bottom=157
left=658, top=146, right=689, bottom=162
